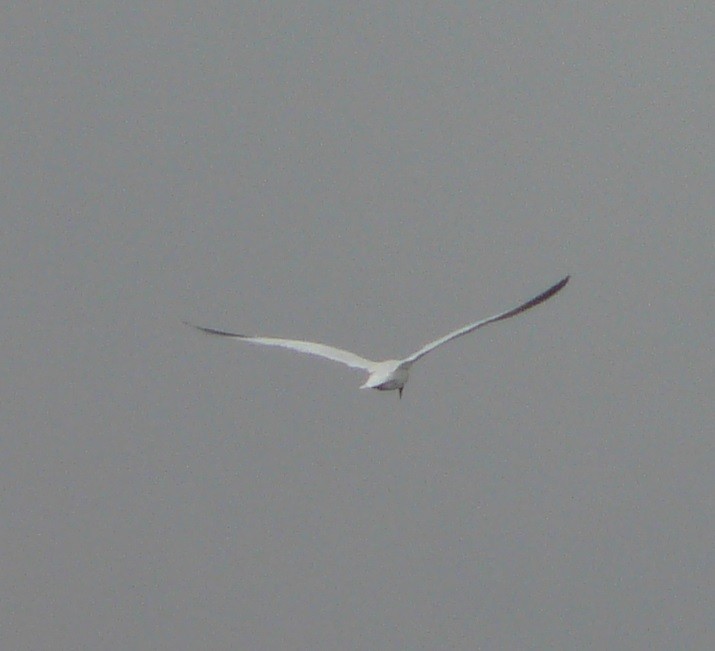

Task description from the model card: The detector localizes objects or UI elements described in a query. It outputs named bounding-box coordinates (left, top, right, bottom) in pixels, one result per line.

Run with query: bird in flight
left=186, top=275, right=569, bottom=398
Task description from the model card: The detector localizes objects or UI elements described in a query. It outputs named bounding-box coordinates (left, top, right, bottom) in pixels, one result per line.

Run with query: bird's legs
left=398, top=387, right=403, bottom=399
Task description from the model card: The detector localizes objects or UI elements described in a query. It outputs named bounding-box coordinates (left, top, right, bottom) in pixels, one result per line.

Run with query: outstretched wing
left=185, top=323, right=375, bottom=370
left=400, top=275, right=569, bottom=366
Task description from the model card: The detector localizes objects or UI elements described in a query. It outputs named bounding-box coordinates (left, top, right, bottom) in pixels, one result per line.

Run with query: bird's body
left=187, top=275, right=569, bottom=398
left=360, top=360, right=409, bottom=393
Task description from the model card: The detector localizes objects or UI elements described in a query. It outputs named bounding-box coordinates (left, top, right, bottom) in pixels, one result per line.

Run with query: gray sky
left=2, top=2, right=714, bottom=649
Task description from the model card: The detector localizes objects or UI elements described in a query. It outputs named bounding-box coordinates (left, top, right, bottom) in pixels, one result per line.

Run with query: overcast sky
left=2, top=2, right=714, bottom=649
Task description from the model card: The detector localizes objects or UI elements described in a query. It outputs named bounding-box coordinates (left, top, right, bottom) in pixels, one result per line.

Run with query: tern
left=186, top=275, right=569, bottom=398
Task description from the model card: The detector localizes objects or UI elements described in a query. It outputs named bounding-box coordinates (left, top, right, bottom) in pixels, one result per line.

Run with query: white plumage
left=186, top=275, right=569, bottom=398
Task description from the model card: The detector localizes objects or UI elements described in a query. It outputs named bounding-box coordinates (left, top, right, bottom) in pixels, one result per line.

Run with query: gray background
left=2, top=2, right=713, bottom=649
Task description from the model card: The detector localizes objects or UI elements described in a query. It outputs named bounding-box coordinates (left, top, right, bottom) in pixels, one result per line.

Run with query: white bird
left=186, top=275, right=569, bottom=398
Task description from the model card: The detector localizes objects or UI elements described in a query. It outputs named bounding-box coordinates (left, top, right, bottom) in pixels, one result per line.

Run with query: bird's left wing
left=185, top=323, right=375, bottom=370
left=399, top=275, right=569, bottom=366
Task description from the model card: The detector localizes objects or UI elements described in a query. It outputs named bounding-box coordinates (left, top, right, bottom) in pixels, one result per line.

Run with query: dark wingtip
left=183, top=321, right=247, bottom=338
left=534, top=275, right=569, bottom=299
left=542, top=274, right=570, bottom=300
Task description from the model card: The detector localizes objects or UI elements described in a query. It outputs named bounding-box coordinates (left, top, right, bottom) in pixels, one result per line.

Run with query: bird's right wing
left=185, top=323, right=375, bottom=370
left=400, top=275, right=570, bottom=366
